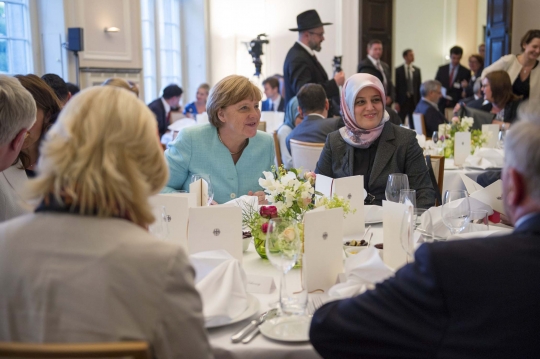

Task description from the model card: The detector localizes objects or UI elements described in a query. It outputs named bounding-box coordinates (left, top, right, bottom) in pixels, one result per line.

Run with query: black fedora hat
left=289, top=9, right=332, bottom=32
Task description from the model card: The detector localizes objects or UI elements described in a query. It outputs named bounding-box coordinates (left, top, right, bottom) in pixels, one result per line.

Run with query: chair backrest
left=0, top=341, right=150, bottom=359
left=412, top=113, right=426, bottom=136
left=426, top=155, right=445, bottom=206
left=289, top=139, right=324, bottom=172
left=257, top=121, right=267, bottom=132
left=444, top=107, right=454, bottom=122
left=273, top=131, right=283, bottom=167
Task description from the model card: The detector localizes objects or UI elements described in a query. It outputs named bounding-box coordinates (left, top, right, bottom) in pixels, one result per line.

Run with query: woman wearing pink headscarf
left=315, top=73, right=435, bottom=208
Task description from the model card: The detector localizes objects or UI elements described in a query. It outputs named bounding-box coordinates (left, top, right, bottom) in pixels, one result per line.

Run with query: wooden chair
left=0, top=341, right=150, bottom=359
left=425, top=155, right=445, bottom=206
left=445, top=107, right=454, bottom=122
left=273, top=131, right=283, bottom=167
left=257, top=121, right=267, bottom=132
left=289, top=139, right=324, bottom=172
left=412, top=113, right=427, bottom=136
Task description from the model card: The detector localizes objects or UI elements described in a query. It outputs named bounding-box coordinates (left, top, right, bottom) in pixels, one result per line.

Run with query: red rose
left=261, top=222, right=269, bottom=234
left=260, top=205, right=278, bottom=219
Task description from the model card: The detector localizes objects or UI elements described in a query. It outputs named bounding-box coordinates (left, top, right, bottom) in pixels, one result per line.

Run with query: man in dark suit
left=283, top=10, right=344, bottom=117
left=357, top=39, right=395, bottom=105
left=261, top=77, right=284, bottom=112
left=310, top=119, right=540, bottom=359
left=435, top=45, right=471, bottom=113
left=395, top=49, right=421, bottom=124
left=285, top=84, right=343, bottom=152
left=414, top=80, right=447, bottom=137
left=147, top=84, right=183, bottom=138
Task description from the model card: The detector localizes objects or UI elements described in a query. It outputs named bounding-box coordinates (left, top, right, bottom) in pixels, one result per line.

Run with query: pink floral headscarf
left=339, top=73, right=390, bottom=148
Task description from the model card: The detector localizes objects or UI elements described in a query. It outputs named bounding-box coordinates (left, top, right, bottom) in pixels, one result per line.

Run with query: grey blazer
left=315, top=122, right=435, bottom=209
left=0, top=163, right=29, bottom=222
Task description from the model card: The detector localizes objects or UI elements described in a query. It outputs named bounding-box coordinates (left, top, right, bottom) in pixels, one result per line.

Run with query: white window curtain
left=0, top=0, right=33, bottom=74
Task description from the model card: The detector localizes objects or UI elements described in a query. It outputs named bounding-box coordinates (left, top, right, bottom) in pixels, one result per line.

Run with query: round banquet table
left=442, top=158, right=489, bottom=193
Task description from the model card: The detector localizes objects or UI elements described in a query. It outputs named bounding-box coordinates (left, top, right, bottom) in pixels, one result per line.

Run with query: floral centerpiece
left=243, top=166, right=352, bottom=259
left=441, top=116, right=488, bottom=159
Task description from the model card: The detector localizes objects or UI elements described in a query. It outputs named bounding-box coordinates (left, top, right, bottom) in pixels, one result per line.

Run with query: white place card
left=382, top=200, right=408, bottom=270
left=189, top=178, right=209, bottom=207
left=246, top=274, right=276, bottom=294
left=460, top=173, right=484, bottom=195
left=482, top=124, right=500, bottom=148
left=187, top=206, right=243, bottom=262
left=454, top=131, right=471, bottom=166
left=470, top=180, right=505, bottom=215
left=149, top=194, right=190, bottom=248
left=314, top=174, right=334, bottom=198
left=303, top=207, right=344, bottom=292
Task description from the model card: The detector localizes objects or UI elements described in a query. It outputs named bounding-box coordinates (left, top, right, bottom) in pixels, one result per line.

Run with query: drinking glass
left=441, top=190, right=471, bottom=236
left=385, top=174, right=409, bottom=202
left=191, top=174, right=214, bottom=205
left=415, top=208, right=435, bottom=242
left=149, top=205, right=170, bottom=240
left=399, top=189, right=416, bottom=210
left=432, top=131, right=439, bottom=144
left=265, top=218, right=302, bottom=316
left=497, top=129, right=506, bottom=149
left=400, top=205, right=415, bottom=263
left=464, top=209, right=490, bottom=233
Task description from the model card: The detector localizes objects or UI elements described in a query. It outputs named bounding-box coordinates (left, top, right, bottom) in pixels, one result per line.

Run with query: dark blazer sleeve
left=314, top=136, right=335, bottom=177
left=148, top=100, right=167, bottom=137
left=404, top=134, right=436, bottom=209
left=424, top=106, right=447, bottom=137
left=310, top=244, right=448, bottom=359
left=288, top=57, right=339, bottom=99
left=261, top=99, right=270, bottom=111
left=395, top=66, right=406, bottom=104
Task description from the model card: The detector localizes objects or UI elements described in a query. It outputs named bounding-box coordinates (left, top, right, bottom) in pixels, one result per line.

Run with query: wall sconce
left=104, top=27, right=120, bottom=33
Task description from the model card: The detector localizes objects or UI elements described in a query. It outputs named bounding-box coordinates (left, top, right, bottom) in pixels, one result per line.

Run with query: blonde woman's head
left=30, top=86, right=168, bottom=227
left=102, top=77, right=139, bottom=96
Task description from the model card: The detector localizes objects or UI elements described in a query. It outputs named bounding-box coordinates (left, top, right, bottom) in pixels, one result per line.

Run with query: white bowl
left=345, top=246, right=368, bottom=257
left=243, top=236, right=252, bottom=252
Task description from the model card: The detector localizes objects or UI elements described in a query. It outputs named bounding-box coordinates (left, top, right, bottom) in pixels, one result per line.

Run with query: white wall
left=34, top=0, right=68, bottom=77
left=511, top=0, right=540, bottom=54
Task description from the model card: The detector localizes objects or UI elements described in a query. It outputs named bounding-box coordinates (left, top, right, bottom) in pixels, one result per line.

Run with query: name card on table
left=382, top=200, right=408, bottom=270
left=482, top=124, right=500, bottom=148
left=454, top=131, right=471, bottom=166
left=187, top=206, right=243, bottom=262
left=189, top=178, right=209, bottom=207
left=246, top=275, right=276, bottom=294
left=315, top=174, right=365, bottom=238
left=461, top=174, right=505, bottom=215
left=150, top=194, right=190, bottom=248
left=303, top=207, right=344, bottom=292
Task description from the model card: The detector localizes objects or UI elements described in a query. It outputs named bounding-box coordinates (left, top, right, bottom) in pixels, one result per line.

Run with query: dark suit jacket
left=285, top=114, right=344, bottom=153
left=261, top=96, right=284, bottom=112
left=148, top=98, right=167, bottom=137
left=357, top=58, right=396, bottom=101
left=310, top=213, right=540, bottom=359
left=395, top=64, right=421, bottom=105
left=315, top=122, right=435, bottom=208
left=463, top=97, right=493, bottom=112
left=435, top=64, right=471, bottom=112
left=283, top=43, right=339, bottom=111
left=414, top=99, right=447, bottom=137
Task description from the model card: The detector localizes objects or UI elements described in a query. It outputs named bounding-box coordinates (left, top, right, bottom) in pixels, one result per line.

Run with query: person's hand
left=210, top=200, right=218, bottom=205
left=453, top=102, right=462, bottom=113
left=499, top=213, right=513, bottom=227
left=334, top=71, right=345, bottom=86
left=394, top=103, right=400, bottom=113
left=451, top=116, right=460, bottom=124
left=248, top=190, right=268, bottom=205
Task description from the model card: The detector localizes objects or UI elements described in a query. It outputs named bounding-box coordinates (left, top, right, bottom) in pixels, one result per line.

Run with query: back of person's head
left=102, top=77, right=138, bottom=96
left=262, top=77, right=280, bottom=90
left=206, top=75, right=261, bottom=128
left=450, top=46, right=463, bottom=56
left=520, top=29, right=540, bottom=50
left=162, top=84, right=183, bottom=99
left=41, top=73, right=69, bottom=104
left=296, top=83, right=327, bottom=115
left=420, top=80, right=441, bottom=97
left=66, top=82, right=80, bottom=96
left=485, top=70, right=519, bottom=107
left=127, top=80, right=140, bottom=97
left=505, top=120, right=540, bottom=201
left=30, top=86, right=168, bottom=227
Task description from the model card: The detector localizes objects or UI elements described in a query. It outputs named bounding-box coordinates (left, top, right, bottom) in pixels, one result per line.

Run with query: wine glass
left=191, top=174, right=214, bottom=205
left=385, top=174, right=409, bottom=202
left=464, top=209, right=490, bottom=233
left=441, top=190, right=471, bottom=236
left=265, top=218, right=302, bottom=316
left=400, top=205, right=415, bottom=263
left=432, top=131, right=439, bottom=144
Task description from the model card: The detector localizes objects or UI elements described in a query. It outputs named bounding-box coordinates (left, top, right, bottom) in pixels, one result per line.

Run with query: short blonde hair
left=206, top=75, right=261, bottom=128
left=102, top=77, right=138, bottom=96
left=30, top=86, right=168, bottom=227
left=0, top=75, right=36, bottom=146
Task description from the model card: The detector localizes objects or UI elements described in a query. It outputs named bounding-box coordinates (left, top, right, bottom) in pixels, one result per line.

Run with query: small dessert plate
left=259, top=315, right=311, bottom=342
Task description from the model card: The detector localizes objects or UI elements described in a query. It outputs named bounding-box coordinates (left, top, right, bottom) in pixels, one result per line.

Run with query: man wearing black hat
left=147, top=84, right=183, bottom=138
left=283, top=9, right=344, bottom=116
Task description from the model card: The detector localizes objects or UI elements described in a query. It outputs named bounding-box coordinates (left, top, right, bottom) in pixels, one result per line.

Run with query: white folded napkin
left=463, top=148, right=504, bottom=169
left=328, top=247, right=394, bottom=299
left=190, top=250, right=248, bottom=327
left=365, top=205, right=383, bottom=223
left=421, top=197, right=494, bottom=239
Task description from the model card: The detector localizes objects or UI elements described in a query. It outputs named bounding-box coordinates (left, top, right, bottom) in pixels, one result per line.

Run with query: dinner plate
left=464, top=166, right=502, bottom=171
left=365, top=205, right=383, bottom=224
left=259, top=315, right=311, bottom=342
left=205, top=294, right=260, bottom=329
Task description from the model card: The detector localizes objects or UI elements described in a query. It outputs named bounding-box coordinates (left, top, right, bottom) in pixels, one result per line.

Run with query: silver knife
left=242, top=308, right=278, bottom=344
left=231, top=310, right=270, bottom=343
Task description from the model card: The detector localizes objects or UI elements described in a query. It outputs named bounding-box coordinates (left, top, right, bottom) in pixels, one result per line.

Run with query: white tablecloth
left=442, top=159, right=488, bottom=193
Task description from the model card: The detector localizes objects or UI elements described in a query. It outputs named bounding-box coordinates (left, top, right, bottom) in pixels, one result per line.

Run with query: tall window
left=0, top=0, right=33, bottom=74
left=140, top=0, right=181, bottom=104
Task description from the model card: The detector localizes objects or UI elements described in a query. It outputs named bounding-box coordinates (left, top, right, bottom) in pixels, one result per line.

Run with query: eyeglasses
left=308, top=31, right=324, bottom=38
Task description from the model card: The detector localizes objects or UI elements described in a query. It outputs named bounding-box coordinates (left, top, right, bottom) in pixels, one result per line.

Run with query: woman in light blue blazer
left=162, top=75, right=274, bottom=204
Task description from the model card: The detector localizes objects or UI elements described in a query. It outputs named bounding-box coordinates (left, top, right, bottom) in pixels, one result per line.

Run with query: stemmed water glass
left=400, top=205, right=415, bottom=263
left=265, top=218, right=302, bottom=316
left=432, top=131, right=439, bottom=144
left=385, top=174, right=409, bottom=202
left=191, top=174, right=214, bottom=205
left=441, top=190, right=471, bottom=236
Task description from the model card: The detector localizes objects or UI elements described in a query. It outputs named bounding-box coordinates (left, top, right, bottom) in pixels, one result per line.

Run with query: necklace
left=217, top=130, right=247, bottom=155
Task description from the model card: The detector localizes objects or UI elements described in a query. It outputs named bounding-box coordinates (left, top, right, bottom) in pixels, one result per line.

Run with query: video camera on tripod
left=247, top=33, right=269, bottom=77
